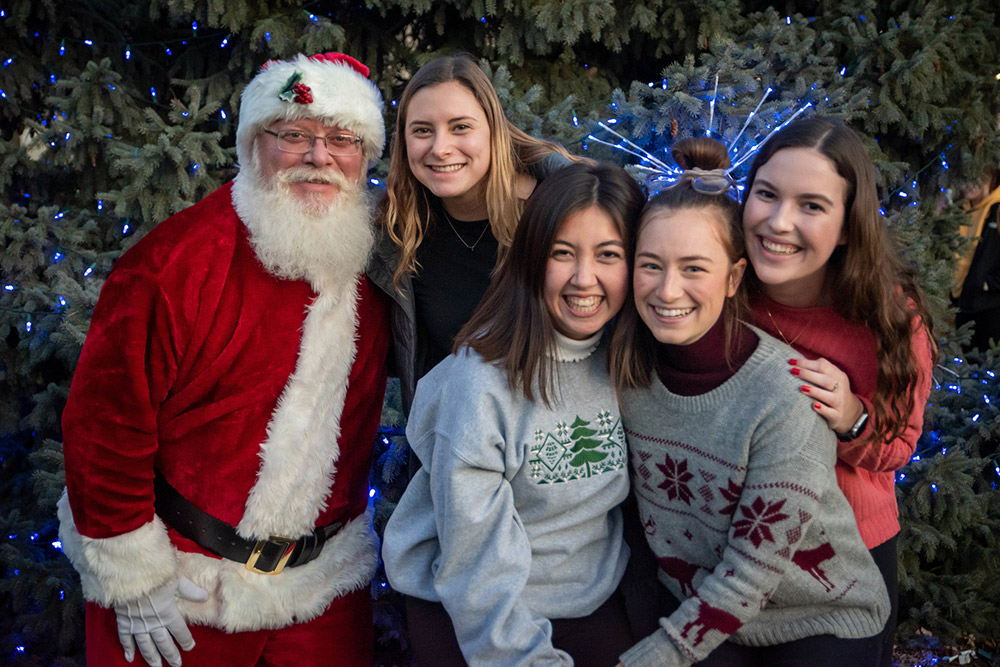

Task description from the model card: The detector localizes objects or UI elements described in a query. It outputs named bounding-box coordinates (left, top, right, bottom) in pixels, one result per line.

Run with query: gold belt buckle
left=245, top=535, right=296, bottom=575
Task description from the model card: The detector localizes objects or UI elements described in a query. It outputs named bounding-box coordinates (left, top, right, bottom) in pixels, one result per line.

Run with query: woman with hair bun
left=613, top=137, right=888, bottom=666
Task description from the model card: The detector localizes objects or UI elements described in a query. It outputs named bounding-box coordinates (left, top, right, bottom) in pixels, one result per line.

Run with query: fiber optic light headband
left=683, top=168, right=736, bottom=195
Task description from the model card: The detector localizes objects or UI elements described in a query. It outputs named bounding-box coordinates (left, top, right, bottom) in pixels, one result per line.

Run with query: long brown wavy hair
left=381, top=53, right=575, bottom=289
left=455, top=162, right=645, bottom=406
left=741, top=117, right=937, bottom=446
left=611, top=136, right=746, bottom=393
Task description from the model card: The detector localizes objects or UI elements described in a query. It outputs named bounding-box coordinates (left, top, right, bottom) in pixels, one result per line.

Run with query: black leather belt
left=153, top=471, right=342, bottom=575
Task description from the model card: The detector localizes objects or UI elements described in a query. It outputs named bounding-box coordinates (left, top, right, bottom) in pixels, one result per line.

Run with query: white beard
left=232, top=161, right=374, bottom=292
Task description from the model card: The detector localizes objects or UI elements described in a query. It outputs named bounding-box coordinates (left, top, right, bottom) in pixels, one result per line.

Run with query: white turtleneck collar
left=548, top=329, right=603, bottom=362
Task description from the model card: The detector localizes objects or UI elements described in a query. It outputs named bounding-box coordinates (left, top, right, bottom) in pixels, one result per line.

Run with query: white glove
left=114, top=576, right=209, bottom=667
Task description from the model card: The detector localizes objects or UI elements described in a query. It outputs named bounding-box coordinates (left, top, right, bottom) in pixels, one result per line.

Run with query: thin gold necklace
left=764, top=305, right=812, bottom=347
left=442, top=209, right=490, bottom=251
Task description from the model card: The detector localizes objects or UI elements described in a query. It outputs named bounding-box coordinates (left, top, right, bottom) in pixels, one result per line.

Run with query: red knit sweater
left=749, top=294, right=934, bottom=548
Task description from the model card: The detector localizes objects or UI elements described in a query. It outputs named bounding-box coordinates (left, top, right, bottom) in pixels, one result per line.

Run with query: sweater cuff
left=57, top=490, right=177, bottom=606
left=620, top=628, right=692, bottom=667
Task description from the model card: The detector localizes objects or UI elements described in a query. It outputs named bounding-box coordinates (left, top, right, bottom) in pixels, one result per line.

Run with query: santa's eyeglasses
left=263, top=129, right=363, bottom=157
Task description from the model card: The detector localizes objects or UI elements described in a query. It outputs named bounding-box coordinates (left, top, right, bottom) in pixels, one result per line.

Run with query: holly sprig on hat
left=277, top=72, right=313, bottom=104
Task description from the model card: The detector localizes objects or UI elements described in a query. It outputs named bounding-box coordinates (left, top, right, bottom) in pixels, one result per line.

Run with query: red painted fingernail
left=788, top=359, right=798, bottom=366
left=790, top=368, right=801, bottom=376
left=813, top=402, right=822, bottom=410
left=801, top=385, right=810, bottom=393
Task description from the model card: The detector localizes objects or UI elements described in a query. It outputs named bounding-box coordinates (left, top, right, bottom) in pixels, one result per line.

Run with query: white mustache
left=276, top=167, right=351, bottom=188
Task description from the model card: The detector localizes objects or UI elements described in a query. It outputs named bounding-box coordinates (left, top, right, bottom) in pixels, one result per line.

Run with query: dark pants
left=405, top=589, right=633, bottom=667
left=870, top=535, right=899, bottom=667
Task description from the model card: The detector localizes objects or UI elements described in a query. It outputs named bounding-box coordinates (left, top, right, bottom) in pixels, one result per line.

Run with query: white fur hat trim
left=236, top=52, right=385, bottom=167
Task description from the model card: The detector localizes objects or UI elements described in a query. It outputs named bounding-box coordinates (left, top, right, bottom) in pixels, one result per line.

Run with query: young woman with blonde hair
left=369, top=53, right=577, bottom=412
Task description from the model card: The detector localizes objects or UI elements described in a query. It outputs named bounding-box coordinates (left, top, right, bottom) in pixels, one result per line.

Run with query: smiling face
left=742, top=147, right=849, bottom=306
left=256, top=117, right=364, bottom=208
left=404, top=80, right=492, bottom=218
left=543, top=206, right=629, bottom=340
left=633, top=207, right=746, bottom=346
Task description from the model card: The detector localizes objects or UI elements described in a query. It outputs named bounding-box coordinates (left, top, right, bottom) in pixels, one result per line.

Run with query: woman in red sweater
left=740, top=117, right=936, bottom=666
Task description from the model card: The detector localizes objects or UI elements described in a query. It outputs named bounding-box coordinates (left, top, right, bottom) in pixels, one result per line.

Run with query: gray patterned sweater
left=383, top=331, right=630, bottom=666
left=620, top=330, right=888, bottom=667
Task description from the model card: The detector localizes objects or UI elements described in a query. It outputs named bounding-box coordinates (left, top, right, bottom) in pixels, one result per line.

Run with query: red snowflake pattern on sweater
left=656, top=453, right=695, bottom=505
left=718, top=478, right=742, bottom=516
left=732, top=496, right=790, bottom=548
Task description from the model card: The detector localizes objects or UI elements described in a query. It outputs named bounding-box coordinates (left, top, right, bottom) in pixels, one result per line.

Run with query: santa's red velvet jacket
left=57, top=182, right=389, bottom=631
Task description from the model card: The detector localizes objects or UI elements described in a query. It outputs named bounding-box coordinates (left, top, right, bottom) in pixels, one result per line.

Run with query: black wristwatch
left=837, top=409, right=869, bottom=442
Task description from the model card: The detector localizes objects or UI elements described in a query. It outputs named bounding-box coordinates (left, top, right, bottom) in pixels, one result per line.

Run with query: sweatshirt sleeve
left=622, top=399, right=837, bottom=666
left=411, top=366, right=572, bottom=667
left=429, top=436, right=572, bottom=666
left=837, top=318, right=933, bottom=472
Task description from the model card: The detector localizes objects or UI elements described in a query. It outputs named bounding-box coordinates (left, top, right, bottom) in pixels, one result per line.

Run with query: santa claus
left=57, top=52, right=389, bottom=666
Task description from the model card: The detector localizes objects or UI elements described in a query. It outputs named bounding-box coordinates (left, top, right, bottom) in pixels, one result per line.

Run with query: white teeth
left=654, top=306, right=693, bottom=318
left=430, top=164, right=463, bottom=173
left=761, top=238, right=798, bottom=255
left=566, top=295, right=601, bottom=312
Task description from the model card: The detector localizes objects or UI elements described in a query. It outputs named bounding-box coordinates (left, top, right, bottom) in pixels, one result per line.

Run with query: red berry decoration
left=291, top=82, right=313, bottom=104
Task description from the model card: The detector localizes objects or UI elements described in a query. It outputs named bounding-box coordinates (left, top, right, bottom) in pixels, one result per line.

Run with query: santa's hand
left=114, top=576, right=208, bottom=667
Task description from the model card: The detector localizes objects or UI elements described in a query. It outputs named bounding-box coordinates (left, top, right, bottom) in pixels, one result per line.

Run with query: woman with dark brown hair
left=383, top=162, right=644, bottom=666
left=740, top=117, right=936, bottom=665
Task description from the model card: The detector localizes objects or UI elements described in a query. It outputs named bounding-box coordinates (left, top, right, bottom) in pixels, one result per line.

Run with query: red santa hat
left=236, top=52, right=385, bottom=168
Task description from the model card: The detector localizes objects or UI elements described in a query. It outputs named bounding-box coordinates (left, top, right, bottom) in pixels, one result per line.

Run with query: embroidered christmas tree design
left=567, top=415, right=607, bottom=476
left=529, top=410, right=624, bottom=483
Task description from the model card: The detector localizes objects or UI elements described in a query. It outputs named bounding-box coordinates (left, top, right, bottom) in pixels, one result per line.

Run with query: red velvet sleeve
left=837, top=318, right=934, bottom=473
left=62, top=260, right=182, bottom=539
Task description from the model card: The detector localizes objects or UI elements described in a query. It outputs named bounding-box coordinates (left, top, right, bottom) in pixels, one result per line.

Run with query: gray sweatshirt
left=383, top=331, right=630, bottom=666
